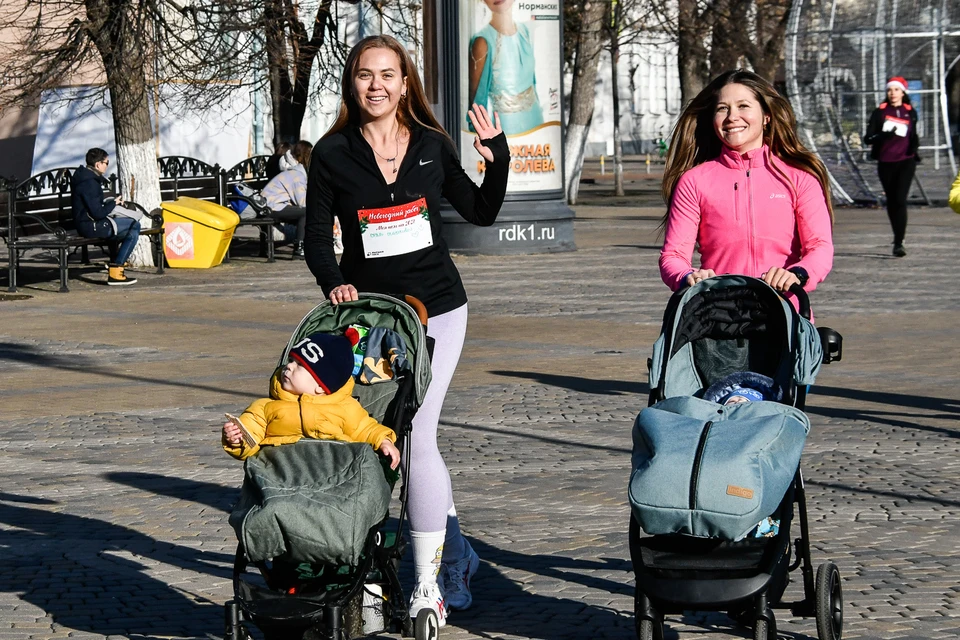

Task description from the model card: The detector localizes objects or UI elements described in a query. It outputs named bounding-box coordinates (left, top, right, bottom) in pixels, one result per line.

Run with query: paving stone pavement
left=0, top=203, right=958, bottom=640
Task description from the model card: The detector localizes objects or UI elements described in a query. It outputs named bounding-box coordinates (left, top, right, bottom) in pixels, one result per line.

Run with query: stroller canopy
left=648, top=276, right=822, bottom=402
left=280, top=294, right=432, bottom=421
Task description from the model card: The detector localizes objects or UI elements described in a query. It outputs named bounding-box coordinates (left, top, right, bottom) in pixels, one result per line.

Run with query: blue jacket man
left=71, top=148, right=139, bottom=285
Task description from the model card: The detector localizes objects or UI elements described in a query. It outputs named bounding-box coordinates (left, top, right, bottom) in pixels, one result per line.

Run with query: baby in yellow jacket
left=222, top=332, right=401, bottom=468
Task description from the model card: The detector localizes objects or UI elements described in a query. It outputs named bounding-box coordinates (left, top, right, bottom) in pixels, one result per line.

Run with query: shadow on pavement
left=448, top=538, right=635, bottom=639
left=0, top=341, right=255, bottom=399
left=0, top=496, right=232, bottom=638
left=806, top=385, right=959, bottom=438
left=442, top=419, right=630, bottom=455
left=489, top=369, right=649, bottom=397
left=106, top=471, right=239, bottom=513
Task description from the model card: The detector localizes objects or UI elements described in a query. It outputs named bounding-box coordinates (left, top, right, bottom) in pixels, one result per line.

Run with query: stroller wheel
left=636, top=617, right=664, bottom=640
left=815, top=562, right=843, bottom=640
left=414, top=609, right=440, bottom=640
left=753, top=616, right=777, bottom=640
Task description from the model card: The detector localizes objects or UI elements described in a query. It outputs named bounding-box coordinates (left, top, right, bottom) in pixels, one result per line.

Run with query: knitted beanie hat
left=289, top=332, right=354, bottom=394
left=702, top=371, right=782, bottom=404
left=721, top=386, right=766, bottom=404
left=886, top=77, right=908, bottom=93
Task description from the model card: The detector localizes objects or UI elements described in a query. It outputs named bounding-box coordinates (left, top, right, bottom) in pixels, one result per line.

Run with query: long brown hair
left=292, top=140, right=313, bottom=170
left=324, top=35, right=449, bottom=143
left=661, top=70, right=833, bottom=227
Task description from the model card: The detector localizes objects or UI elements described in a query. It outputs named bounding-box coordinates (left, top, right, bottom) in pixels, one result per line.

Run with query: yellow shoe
left=107, top=265, right=137, bottom=286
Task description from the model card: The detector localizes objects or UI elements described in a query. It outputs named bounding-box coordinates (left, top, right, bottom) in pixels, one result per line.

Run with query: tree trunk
left=709, top=0, right=747, bottom=74
left=677, top=0, right=711, bottom=105
left=266, top=0, right=334, bottom=144
left=610, top=4, right=624, bottom=197
left=85, top=0, right=159, bottom=268
left=748, top=0, right=791, bottom=82
left=564, top=0, right=608, bottom=205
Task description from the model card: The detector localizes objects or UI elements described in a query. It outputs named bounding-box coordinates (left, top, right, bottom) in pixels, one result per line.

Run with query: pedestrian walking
left=303, top=34, right=509, bottom=626
left=864, top=76, right=920, bottom=257
left=659, top=69, right=834, bottom=305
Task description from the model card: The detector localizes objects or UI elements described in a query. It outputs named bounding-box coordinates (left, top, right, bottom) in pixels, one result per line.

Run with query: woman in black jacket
left=304, top=35, right=508, bottom=625
left=863, top=76, right=920, bottom=257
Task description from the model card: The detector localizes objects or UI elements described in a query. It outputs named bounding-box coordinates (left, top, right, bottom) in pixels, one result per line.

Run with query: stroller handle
left=788, top=283, right=811, bottom=321
left=403, top=295, right=429, bottom=326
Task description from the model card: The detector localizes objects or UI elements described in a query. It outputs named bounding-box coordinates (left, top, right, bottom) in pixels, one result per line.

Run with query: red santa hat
left=886, top=77, right=908, bottom=93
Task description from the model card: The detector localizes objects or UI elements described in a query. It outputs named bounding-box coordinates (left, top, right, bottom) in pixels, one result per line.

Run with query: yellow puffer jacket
left=950, top=169, right=960, bottom=215
left=223, top=369, right=396, bottom=460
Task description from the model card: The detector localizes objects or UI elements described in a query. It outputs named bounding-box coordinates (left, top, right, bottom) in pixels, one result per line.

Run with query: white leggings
left=403, top=303, right=468, bottom=533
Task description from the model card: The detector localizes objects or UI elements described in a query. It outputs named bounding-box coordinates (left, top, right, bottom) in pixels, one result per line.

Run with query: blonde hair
left=324, top=35, right=449, bottom=143
left=661, top=70, right=833, bottom=227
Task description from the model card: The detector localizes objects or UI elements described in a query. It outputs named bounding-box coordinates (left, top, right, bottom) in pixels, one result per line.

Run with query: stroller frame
left=224, top=293, right=433, bottom=640
left=631, top=278, right=843, bottom=640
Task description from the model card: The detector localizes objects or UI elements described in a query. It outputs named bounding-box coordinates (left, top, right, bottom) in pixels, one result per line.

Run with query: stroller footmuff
left=225, top=294, right=436, bottom=640
left=630, top=276, right=843, bottom=640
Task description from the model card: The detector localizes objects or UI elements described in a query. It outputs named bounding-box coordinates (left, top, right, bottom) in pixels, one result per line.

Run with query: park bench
left=2, top=168, right=164, bottom=293
left=157, top=155, right=224, bottom=203
left=221, top=155, right=278, bottom=262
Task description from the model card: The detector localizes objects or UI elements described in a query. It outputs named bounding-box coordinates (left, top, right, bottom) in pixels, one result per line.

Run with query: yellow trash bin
left=162, top=197, right=240, bottom=268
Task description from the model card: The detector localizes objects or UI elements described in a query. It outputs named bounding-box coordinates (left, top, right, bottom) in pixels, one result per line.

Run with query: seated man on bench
left=72, top=148, right=141, bottom=286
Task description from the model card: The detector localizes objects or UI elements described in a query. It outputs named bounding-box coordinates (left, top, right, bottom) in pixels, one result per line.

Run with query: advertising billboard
left=459, top=0, right=563, bottom=194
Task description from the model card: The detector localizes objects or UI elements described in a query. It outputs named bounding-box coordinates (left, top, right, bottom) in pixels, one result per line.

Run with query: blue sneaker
left=442, top=541, right=480, bottom=610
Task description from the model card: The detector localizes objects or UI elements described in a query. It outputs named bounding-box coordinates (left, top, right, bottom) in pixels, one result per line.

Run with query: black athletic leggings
left=272, top=205, right=306, bottom=243
left=877, top=158, right=916, bottom=246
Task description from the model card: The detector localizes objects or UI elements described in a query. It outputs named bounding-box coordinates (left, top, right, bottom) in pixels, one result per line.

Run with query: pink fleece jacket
left=660, top=145, right=833, bottom=293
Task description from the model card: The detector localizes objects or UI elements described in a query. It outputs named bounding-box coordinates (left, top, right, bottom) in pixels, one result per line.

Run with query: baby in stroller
left=221, top=331, right=399, bottom=468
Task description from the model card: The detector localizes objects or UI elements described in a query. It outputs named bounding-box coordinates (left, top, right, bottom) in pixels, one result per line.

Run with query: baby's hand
left=379, top=439, right=401, bottom=469
left=223, top=421, right=243, bottom=446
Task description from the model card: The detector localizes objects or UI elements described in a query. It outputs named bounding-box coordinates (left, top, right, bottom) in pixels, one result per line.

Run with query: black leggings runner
left=877, top=158, right=916, bottom=246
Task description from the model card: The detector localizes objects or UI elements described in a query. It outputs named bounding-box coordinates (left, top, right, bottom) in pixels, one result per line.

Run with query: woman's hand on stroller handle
left=685, top=269, right=716, bottom=287
left=761, top=267, right=801, bottom=292
left=329, top=283, right=358, bottom=305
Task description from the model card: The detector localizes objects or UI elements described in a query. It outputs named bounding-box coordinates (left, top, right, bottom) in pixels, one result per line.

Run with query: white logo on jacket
left=770, top=193, right=787, bottom=199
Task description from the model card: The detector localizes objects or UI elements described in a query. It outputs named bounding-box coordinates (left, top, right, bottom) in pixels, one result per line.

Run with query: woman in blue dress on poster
left=468, top=0, right=544, bottom=136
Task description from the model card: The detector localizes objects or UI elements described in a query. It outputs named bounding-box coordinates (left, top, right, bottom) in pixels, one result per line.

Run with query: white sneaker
left=409, top=579, right=447, bottom=627
left=442, top=541, right=480, bottom=610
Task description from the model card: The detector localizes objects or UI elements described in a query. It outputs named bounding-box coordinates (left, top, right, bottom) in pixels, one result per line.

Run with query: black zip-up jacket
left=305, top=125, right=510, bottom=316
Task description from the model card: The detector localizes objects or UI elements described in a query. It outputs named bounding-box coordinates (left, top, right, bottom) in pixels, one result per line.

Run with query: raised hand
left=467, top=103, right=503, bottom=163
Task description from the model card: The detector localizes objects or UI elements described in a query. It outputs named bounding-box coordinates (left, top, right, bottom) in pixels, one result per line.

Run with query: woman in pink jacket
left=660, top=70, right=833, bottom=301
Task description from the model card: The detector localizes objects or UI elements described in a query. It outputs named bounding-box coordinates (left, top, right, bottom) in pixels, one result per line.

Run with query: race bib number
left=358, top=197, right=433, bottom=259
left=882, top=115, right=909, bottom=137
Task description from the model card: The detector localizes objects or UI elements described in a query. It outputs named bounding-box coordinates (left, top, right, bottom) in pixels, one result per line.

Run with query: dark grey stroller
left=224, top=293, right=442, bottom=640
left=629, top=275, right=844, bottom=640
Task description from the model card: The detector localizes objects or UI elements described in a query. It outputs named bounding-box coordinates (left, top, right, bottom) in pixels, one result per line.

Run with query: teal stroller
left=629, top=275, right=843, bottom=640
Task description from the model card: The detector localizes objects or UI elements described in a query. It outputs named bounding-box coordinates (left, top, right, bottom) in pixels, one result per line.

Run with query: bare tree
left=564, top=0, right=609, bottom=204
left=262, top=0, right=420, bottom=145
left=644, top=0, right=791, bottom=104
left=0, top=1, right=420, bottom=265
left=0, top=1, right=262, bottom=265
